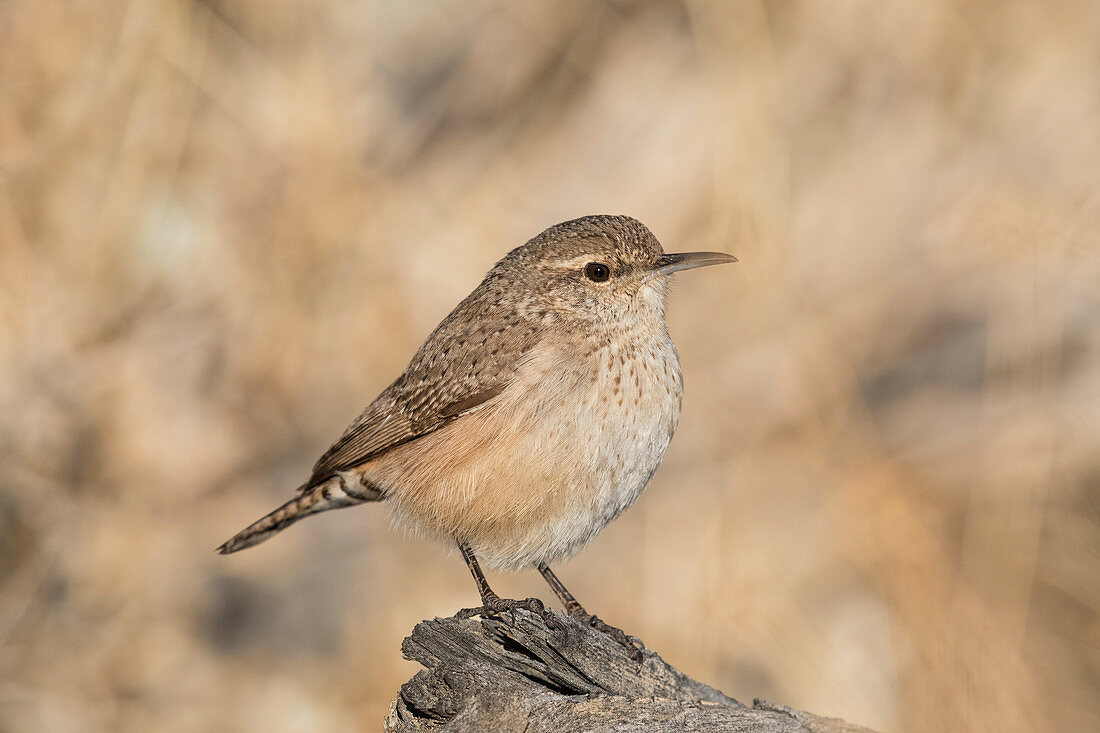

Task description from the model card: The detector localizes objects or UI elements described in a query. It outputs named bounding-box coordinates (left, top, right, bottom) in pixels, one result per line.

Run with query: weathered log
left=385, top=608, right=877, bottom=732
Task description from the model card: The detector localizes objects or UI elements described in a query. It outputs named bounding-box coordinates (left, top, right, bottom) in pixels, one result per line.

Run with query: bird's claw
left=565, top=607, right=646, bottom=662
left=456, top=595, right=563, bottom=629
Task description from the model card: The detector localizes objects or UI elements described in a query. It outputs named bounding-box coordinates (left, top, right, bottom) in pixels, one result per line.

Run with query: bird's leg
left=458, top=540, right=502, bottom=607
left=454, top=541, right=557, bottom=626
left=536, top=562, right=586, bottom=617
left=537, top=563, right=645, bottom=660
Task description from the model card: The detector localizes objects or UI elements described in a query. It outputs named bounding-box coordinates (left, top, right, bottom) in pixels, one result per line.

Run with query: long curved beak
left=652, top=251, right=738, bottom=276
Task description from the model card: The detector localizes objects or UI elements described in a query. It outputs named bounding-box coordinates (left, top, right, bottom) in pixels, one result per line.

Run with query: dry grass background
left=1, top=1, right=1098, bottom=731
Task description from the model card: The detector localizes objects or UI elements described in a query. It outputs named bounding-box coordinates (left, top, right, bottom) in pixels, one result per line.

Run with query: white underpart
left=374, top=276, right=683, bottom=569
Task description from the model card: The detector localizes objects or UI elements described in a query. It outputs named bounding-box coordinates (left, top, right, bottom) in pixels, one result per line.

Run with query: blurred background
left=1, top=1, right=1098, bottom=731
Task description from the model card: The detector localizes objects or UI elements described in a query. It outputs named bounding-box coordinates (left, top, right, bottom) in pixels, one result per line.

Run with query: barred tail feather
left=216, top=474, right=378, bottom=554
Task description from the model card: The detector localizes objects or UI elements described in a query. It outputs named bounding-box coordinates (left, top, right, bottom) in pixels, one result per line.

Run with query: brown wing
left=306, top=383, right=505, bottom=481
left=306, top=270, right=543, bottom=485
left=307, top=396, right=418, bottom=480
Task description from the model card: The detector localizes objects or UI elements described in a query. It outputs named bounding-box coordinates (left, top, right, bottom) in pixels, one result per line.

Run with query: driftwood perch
left=385, top=608, right=877, bottom=732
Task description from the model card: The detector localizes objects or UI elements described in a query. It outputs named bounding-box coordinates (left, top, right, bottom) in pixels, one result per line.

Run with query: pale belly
left=368, top=337, right=683, bottom=569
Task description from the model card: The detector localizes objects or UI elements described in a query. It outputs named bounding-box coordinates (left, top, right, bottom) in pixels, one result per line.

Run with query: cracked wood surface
left=385, top=609, right=878, bottom=732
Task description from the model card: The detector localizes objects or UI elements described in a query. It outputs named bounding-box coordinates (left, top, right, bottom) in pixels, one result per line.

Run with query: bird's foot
left=456, top=593, right=563, bottom=629
left=564, top=603, right=646, bottom=662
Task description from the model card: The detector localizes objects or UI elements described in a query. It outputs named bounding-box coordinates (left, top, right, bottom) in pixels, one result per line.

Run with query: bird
left=218, top=214, right=735, bottom=650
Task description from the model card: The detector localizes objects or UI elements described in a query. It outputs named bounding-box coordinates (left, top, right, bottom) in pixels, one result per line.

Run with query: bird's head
left=493, top=215, right=736, bottom=330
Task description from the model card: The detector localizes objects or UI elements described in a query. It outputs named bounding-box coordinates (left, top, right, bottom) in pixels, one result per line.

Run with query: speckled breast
left=373, top=331, right=683, bottom=569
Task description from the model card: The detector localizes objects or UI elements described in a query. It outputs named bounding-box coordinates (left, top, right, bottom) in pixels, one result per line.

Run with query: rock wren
left=218, top=215, right=735, bottom=646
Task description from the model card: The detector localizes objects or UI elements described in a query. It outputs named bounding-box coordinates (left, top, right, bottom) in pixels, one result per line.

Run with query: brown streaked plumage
left=217, top=214, right=735, bottom=649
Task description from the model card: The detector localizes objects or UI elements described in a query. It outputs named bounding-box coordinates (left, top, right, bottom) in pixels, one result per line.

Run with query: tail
left=216, top=474, right=379, bottom=554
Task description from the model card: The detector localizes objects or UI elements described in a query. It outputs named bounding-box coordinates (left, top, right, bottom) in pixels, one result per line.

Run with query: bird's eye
left=584, top=262, right=611, bottom=282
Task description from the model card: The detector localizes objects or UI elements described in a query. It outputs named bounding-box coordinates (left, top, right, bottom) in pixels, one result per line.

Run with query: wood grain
left=385, top=609, right=878, bottom=732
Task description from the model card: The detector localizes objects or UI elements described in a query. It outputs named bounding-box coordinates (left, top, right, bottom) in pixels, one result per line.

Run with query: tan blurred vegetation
left=1, top=1, right=1098, bottom=731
